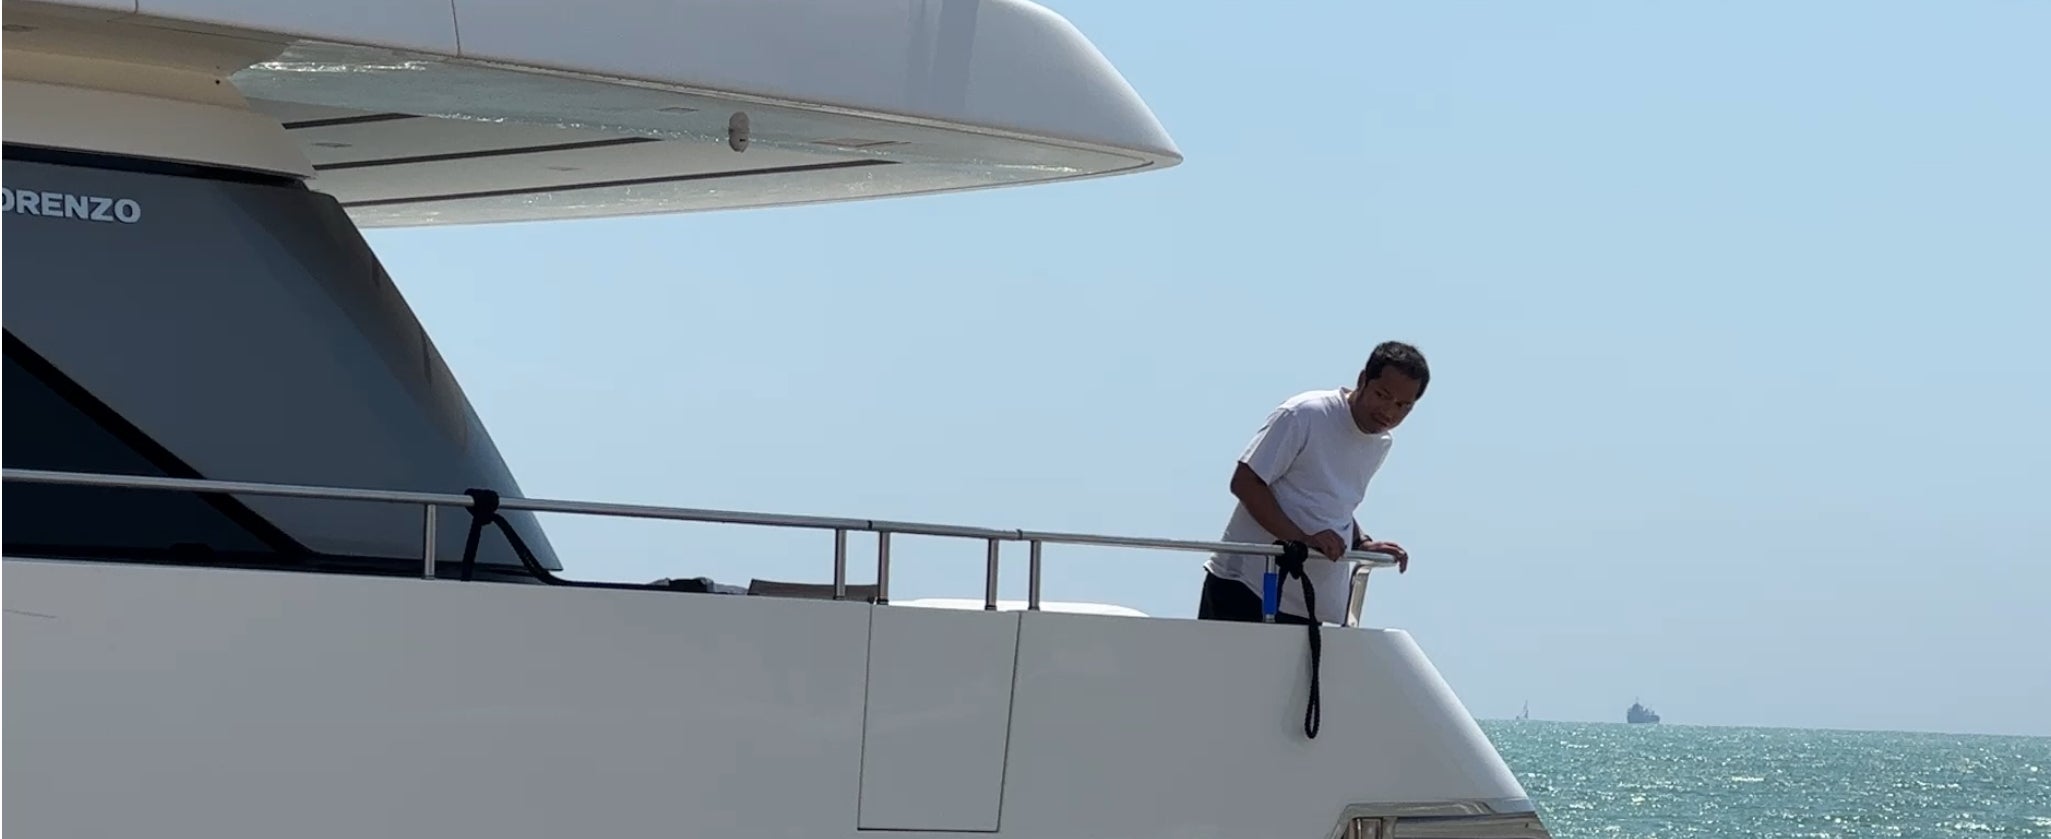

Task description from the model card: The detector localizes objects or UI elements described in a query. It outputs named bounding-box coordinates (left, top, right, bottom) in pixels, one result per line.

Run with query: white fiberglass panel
left=22, top=0, right=135, bottom=14
left=30, top=0, right=1176, bottom=161
left=336, top=157, right=1091, bottom=227
left=859, top=607, right=1020, bottom=831
left=309, top=137, right=850, bottom=205
left=3, top=79, right=314, bottom=178
left=899, top=598, right=1150, bottom=617
left=45, top=0, right=1176, bottom=158
left=449, top=0, right=1175, bottom=158
left=222, top=41, right=1155, bottom=225
left=1000, top=612, right=1530, bottom=839
left=229, top=42, right=1145, bottom=174
left=283, top=112, right=630, bottom=167
left=135, top=0, right=459, bottom=54
left=2, top=560, right=874, bottom=839
left=16, top=0, right=1176, bottom=223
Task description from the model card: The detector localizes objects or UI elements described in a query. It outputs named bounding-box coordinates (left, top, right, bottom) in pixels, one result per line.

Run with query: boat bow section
left=995, top=611, right=1547, bottom=838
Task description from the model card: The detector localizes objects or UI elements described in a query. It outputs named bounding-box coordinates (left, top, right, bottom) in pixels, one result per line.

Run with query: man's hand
left=1305, top=529, right=1348, bottom=561
left=1359, top=540, right=1410, bottom=573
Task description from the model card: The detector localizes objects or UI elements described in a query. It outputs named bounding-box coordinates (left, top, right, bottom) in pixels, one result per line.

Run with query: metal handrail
left=1, top=467, right=1398, bottom=622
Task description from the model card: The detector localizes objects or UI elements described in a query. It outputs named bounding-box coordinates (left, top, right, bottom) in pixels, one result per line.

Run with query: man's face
left=1351, top=367, right=1424, bottom=434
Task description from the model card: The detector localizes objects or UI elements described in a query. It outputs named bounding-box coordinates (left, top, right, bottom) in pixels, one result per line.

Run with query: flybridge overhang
left=2, top=0, right=1180, bottom=227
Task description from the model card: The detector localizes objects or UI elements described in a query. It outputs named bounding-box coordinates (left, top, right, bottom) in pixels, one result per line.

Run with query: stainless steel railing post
left=875, top=531, right=892, bottom=605
left=983, top=538, right=1000, bottom=610
left=421, top=504, right=438, bottom=580
left=832, top=528, right=849, bottom=600
left=1027, top=540, right=1043, bottom=611
left=1345, top=563, right=1373, bottom=627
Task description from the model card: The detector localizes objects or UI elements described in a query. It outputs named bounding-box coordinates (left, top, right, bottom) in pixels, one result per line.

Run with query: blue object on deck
left=1261, top=566, right=1279, bottom=623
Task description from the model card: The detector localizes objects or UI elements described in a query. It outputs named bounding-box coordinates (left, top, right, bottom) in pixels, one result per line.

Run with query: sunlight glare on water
left=1480, top=721, right=2051, bottom=838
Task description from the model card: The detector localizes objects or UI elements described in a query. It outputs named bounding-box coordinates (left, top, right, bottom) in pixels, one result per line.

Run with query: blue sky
left=365, top=1, right=2050, bottom=738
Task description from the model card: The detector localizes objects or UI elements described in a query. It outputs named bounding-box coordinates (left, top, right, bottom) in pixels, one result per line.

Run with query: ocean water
left=1478, top=721, right=2051, bottom=838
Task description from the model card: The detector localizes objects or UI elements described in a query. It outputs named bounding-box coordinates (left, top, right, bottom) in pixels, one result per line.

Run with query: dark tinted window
left=3, top=331, right=297, bottom=562
left=1, top=145, right=548, bottom=581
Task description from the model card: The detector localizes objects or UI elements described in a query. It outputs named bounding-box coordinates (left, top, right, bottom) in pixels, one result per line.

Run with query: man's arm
left=1229, top=402, right=1347, bottom=558
left=1232, top=463, right=1310, bottom=544
left=1231, top=464, right=1347, bottom=559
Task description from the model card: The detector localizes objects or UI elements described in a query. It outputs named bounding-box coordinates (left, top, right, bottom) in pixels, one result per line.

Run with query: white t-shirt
left=1203, top=388, right=1392, bottom=622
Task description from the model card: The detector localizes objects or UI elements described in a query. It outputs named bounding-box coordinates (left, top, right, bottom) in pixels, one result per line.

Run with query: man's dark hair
left=1361, top=341, right=1430, bottom=397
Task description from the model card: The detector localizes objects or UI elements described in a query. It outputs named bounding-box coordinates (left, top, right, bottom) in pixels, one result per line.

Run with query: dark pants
left=1197, top=572, right=1313, bottom=625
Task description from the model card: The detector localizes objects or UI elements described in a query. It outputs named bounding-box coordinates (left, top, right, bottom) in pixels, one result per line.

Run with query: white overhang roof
left=5, top=0, right=1181, bottom=226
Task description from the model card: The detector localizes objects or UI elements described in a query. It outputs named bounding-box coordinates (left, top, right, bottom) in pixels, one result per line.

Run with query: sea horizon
left=1478, top=716, right=2051, bottom=742
left=1478, top=720, right=2050, bottom=837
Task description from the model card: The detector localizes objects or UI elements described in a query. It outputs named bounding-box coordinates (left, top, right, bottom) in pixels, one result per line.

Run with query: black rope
left=1274, top=539, right=1322, bottom=739
left=459, top=487, right=576, bottom=585
left=455, top=487, right=671, bottom=591
left=457, top=489, right=499, bottom=582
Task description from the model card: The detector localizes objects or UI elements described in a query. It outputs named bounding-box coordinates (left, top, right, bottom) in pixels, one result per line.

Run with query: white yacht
left=2, top=0, right=1552, bottom=836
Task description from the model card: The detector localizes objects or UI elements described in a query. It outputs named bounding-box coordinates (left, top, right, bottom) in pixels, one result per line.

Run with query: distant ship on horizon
left=1627, top=700, right=1662, bottom=724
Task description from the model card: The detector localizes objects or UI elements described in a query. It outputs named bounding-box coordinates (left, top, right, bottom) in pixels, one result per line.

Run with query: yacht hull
left=4, top=557, right=1542, bottom=839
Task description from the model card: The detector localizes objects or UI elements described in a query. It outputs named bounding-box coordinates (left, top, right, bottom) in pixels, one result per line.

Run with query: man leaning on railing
left=1198, top=341, right=1427, bottom=626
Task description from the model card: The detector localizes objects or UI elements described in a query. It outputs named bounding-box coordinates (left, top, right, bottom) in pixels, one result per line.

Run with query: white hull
left=5, top=558, right=1539, bottom=838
